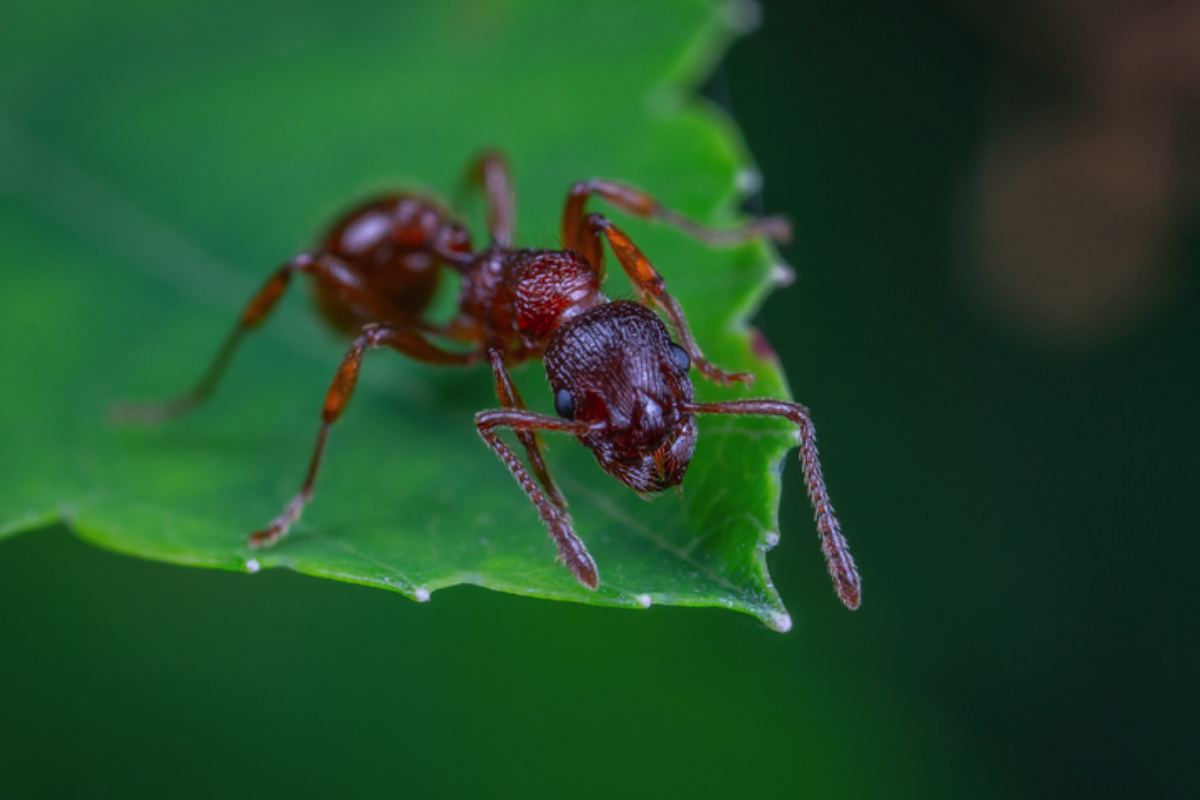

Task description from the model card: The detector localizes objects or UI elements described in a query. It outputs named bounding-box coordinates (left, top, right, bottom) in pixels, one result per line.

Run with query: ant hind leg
left=248, top=324, right=478, bottom=548
left=113, top=253, right=356, bottom=424
left=462, top=150, right=517, bottom=248
left=561, top=178, right=790, bottom=253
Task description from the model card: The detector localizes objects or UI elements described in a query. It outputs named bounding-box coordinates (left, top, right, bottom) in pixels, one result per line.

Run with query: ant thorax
left=508, top=249, right=605, bottom=342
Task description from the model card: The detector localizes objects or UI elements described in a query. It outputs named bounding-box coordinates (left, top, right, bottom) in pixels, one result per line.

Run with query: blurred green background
left=2, top=1, right=1197, bottom=798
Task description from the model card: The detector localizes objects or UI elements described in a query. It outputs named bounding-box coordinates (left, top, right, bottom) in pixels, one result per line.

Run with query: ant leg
left=475, top=409, right=599, bottom=588
left=582, top=214, right=754, bottom=386
left=114, top=253, right=356, bottom=424
left=561, top=178, right=790, bottom=252
left=684, top=399, right=860, bottom=610
left=486, top=346, right=568, bottom=510
left=249, top=324, right=478, bottom=548
left=463, top=150, right=516, bottom=248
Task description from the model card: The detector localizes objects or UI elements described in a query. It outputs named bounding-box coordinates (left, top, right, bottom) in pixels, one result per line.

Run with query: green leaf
left=1, top=0, right=802, bottom=630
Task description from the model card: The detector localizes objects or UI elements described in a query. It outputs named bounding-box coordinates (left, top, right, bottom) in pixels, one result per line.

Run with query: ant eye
left=554, top=388, right=575, bottom=419
left=668, top=343, right=691, bottom=373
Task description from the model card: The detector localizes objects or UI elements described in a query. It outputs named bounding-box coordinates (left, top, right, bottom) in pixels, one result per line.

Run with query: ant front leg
left=561, top=179, right=790, bottom=253
left=684, top=399, right=861, bottom=610
left=486, top=346, right=568, bottom=510
left=475, top=409, right=599, bottom=588
left=462, top=150, right=516, bottom=248
left=114, top=253, right=356, bottom=424
left=249, top=324, right=479, bottom=548
left=581, top=214, right=753, bottom=386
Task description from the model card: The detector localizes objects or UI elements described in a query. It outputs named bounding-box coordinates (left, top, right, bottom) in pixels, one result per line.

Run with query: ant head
left=544, top=301, right=697, bottom=493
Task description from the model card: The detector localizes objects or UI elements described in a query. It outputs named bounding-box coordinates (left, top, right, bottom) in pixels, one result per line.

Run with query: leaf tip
left=243, top=558, right=261, bottom=574
left=767, top=610, right=793, bottom=633
left=413, top=587, right=431, bottom=603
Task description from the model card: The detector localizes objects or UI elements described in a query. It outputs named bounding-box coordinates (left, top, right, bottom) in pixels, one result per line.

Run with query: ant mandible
left=118, top=151, right=861, bottom=610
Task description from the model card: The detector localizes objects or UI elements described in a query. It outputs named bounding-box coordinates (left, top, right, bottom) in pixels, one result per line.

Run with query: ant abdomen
left=315, top=194, right=471, bottom=333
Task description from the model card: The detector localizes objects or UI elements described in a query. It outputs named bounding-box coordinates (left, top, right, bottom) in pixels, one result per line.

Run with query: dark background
left=2, top=1, right=1197, bottom=797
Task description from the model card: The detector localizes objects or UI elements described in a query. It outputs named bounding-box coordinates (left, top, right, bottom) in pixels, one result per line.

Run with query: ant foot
left=757, top=215, right=792, bottom=245
left=565, top=552, right=600, bottom=590
left=247, top=526, right=283, bottom=549
left=109, top=397, right=192, bottom=426
left=545, top=482, right=570, bottom=512
left=247, top=493, right=308, bottom=549
left=698, top=362, right=755, bottom=387
left=728, top=370, right=756, bottom=386
left=552, top=518, right=599, bottom=589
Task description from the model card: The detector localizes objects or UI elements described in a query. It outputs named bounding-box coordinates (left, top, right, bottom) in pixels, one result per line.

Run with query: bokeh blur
left=2, top=1, right=1197, bottom=798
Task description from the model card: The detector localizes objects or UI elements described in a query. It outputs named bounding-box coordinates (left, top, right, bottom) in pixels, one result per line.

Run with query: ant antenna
left=684, top=399, right=861, bottom=609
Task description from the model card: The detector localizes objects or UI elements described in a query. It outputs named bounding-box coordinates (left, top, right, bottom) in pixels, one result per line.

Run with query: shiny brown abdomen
left=313, top=194, right=470, bottom=334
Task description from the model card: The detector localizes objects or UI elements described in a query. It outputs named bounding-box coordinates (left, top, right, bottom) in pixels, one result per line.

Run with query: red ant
left=118, top=152, right=861, bottom=610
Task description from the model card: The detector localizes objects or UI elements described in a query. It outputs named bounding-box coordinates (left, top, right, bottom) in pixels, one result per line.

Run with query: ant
left=118, top=151, right=861, bottom=610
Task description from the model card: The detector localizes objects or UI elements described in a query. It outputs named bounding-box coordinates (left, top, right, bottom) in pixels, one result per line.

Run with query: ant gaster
left=118, top=152, right=861, bottom=610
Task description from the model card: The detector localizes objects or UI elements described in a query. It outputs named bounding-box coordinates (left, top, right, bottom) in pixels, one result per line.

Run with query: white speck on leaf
left=736, top=168, right=762, bottom=195
left=722, top=0, right=762, bottom=33
left=770, top=263, right=796, bottom=287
